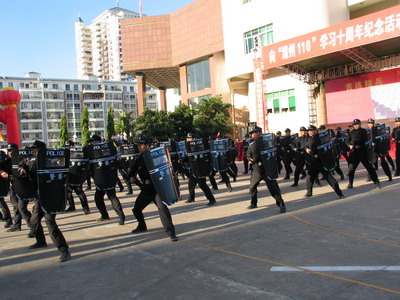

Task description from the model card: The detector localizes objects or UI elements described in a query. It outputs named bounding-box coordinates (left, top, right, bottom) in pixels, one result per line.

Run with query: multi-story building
left=121, top=0, right=400, bottom=137
left=75, top=7, right=141, bottom=81
left=0, top=72, right=158, bottom=147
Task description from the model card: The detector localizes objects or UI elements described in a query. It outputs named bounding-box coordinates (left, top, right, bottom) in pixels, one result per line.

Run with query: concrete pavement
left=1, top=161, right=400, bottom=299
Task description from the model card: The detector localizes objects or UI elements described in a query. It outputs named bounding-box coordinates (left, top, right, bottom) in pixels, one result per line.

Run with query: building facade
left=121, top=0, right=400, bottom=137
left=75, top=7, right=141, bottom=81
left=0, top=72, right=158, bottom=147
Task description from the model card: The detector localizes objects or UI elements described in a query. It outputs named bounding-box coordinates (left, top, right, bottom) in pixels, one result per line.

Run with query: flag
left=139, top=0, right=143, bottom=17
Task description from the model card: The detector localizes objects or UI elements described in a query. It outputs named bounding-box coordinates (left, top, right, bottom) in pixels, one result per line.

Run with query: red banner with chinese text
left=253, top=58, right=266, bottom=133
left=262, top=5, right=400, bottom=69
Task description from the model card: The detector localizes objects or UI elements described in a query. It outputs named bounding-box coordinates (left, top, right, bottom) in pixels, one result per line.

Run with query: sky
left=0, top=0, right=194, bottom=79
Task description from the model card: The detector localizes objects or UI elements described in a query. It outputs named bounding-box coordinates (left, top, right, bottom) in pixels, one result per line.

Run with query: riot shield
left=88, top=141, right=118, bottom=190
left=317, top=129, right=337, bottom=171
left=338, top=129, right=349, bottom=154
left=210, top=139, right=229, bottom=172
left=386, top=126, right=391, bottom=151
left=365, top=128, right=376, bottom=163
left=161, top=140, right=180, bottom=172
left=11, top=148, right=37, bottom=201
left=177, top=141, right=190, bottom=170
left=119, top=144, right=140, bottom=171
left=374, top=123, right=388, bottom=156
left=0, top=151, right=10, bottom=197
left=185, top=138, right=212, bottom=178
left=259, top=133, right=279, bottom=180
left=37, top=148, right=70, bottom=214
left=69, top=146, right=90, bottom=185
left=143, top=146, right=179, bottom=206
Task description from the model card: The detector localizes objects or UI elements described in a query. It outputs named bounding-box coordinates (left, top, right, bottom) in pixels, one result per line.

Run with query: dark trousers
left=369, top=154, right=392, bottom=180
left=67, top=185, right=89, bottom=210
left=188, top=175, right=215, bottom=203
left=94, top=188, right=125, bottom=219
left=210, top=170, right=232, bottom=189
left=293, top=157, right=306, bottom=185
left=10, top=189, right=31, bottom=229
left=282, top=153, right=293, bottom=177
left=86, top=176, right=92, bottom=189
left=229, top=162, right=238, bottom=178
left=249, top=168, right=284, bottom=207
left=306, top=162, right=343, bottom=196
left=243, top=156, right=249, bottom=173
left=348, top=152, right=379, bottom=185
left=30, top=202, right=68, bottom=252
left=0, top=197, right=11, bottom=221
left=132, top=187, right=175, bottom=236
left=386, top=154, right=395, bottom=170
left=334, top=158, right=344, bottom=178
left=396, top=146, right=400, bottom=174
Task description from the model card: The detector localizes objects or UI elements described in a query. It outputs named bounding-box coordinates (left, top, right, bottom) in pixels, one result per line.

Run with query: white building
left=75, top=7, right=141, bottom=81
left=0, top=72, right=158, bottom=147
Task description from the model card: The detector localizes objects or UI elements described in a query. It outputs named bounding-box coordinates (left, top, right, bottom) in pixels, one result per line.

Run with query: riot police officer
left=247, top=127, right=286, bottom=213
left=89, top=135, right=125, bottom=224
left=392, top=117, right=400, bottom=176
left=65, top=140, right=91, bottom=214
left=347, top=119, right=381, bottom=189
left=367, top=119, right=392, bottom=182
left=242, top=134, right=252, bottom=174
left=125, top=136, right=178, bottom=241
left=281, top=128, right=294, bottom=179
left=184, top=133, right=216, bottom=205
left=0, top=149, right=12, bottom=229
left=304, top=126, right=344, bottom=199
left=20, top=140, right=71, bottom=262
left=291, top=126, right=308, bottom=187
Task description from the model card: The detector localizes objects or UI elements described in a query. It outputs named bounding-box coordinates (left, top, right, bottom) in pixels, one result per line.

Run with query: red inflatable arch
left=0, top=88, right=21, bottom=147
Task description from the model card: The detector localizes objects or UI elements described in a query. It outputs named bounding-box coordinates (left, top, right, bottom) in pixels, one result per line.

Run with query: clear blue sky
left=0, top=0, right=194, bottom=79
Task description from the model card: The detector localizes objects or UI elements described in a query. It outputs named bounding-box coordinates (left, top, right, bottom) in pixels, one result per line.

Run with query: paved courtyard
left=1, top=162, right=400, bottom=299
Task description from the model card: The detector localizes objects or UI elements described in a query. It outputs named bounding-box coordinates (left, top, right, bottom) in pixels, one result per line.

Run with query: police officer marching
left=247, top=127, right=286, bottom=213
left=125, top=136, right=178, bottom=241
left=291, top=126, right=308, bottom=187
left=391, top=117, right=400, bottom=176
left=19, top=140, right=71, bottom=262
left=347, top=119, right=381, bottom=189
left=366, top=118, right=392, bottom=182
left=304, top=125, right=344, bottom=199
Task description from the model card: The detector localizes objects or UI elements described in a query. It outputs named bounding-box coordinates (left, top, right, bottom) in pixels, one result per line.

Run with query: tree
left=58, top=115, right=69, bottom=147
left=193, top=96, right=233, bottom=138
left=168, top=104, right=195, bottom=141
left=106, top=106, right=115, bottom=140
left=115, top=109, right=135, bottom=141
left=134, top=108, right=172, bottom=141
left=81, top=107, right=90, bottom=146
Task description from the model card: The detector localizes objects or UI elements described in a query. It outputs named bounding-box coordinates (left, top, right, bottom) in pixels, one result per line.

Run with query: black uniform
left=0, top=151, right=12, bottom=228
left=281, top=135, right=294, bottom=179
left=304, top=134, right=344, bottom=198
left=21, top=154, right=69, bottom=254
left=247, top=138, right=286, bottom=212
left=291, top=134, right=307, bottom=186
left=370, top=125, right=392, bottom=181
left=126, top=153, right=176, bottom=238
left=348, top=127, right=380, bottom=188
left=392, top=126, right=400, bottom=176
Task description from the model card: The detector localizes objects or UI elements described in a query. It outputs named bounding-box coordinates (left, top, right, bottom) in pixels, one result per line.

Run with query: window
left=52, top=84, right=58, bottom=89
left=74, top=84, right=79, bottom=91
left=0, top=82, right=3, bottom=89
left=44, top=83, right=48, bottom=88
left=244, top=24, right=274, bottom=54
left=266, top=89, right=296, bottom=114
left=8, top=82, right=13, bottom=88
left=66, top=84, right=70, bottom=90
left=187, top=59, right=211, bottom=93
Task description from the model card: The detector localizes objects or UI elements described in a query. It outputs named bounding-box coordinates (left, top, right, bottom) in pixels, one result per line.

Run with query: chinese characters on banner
left=253, top=58, right=266, bottom=133
left=262, top=5, right=400, bottom=69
